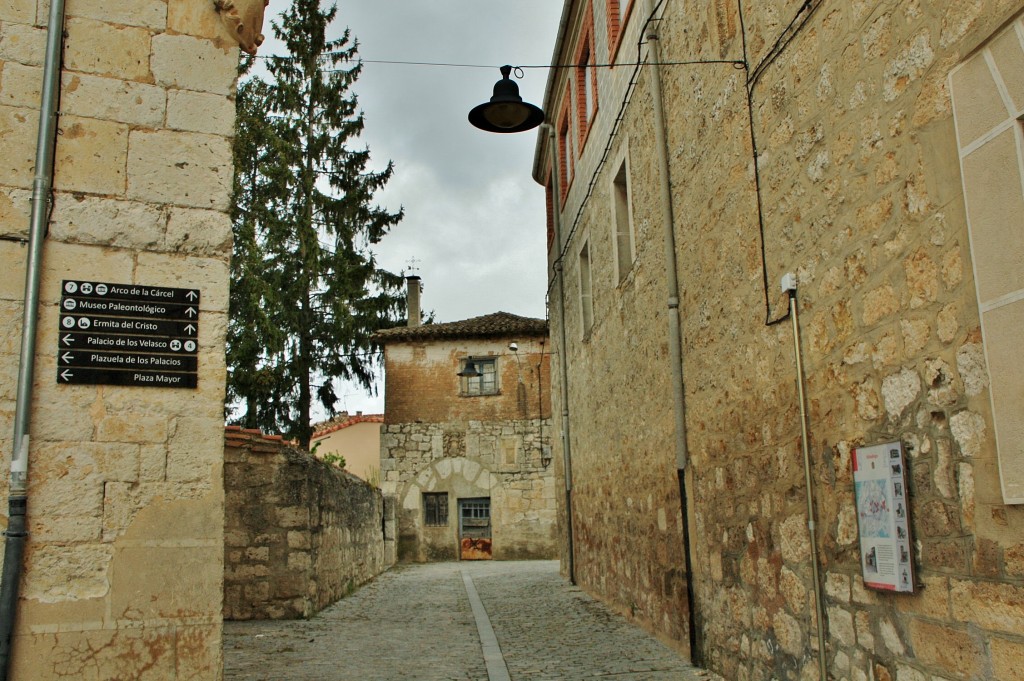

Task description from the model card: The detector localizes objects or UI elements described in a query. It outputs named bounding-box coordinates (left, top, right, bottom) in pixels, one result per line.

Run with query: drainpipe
left=543, top=123, right=575, bottom=585
left=644, top=1, right=700, bottom=664
left=787, top=284, right=828, bottom=679
left=0, top=0, right=67, bottom=677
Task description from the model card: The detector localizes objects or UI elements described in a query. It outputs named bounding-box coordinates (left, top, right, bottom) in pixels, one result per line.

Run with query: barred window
left=424, top=493, right=448, bottom=526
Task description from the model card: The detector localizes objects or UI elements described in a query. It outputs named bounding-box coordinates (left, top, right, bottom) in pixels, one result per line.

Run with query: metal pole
left=644, top=0, right=699, bottom=663
left=789, top=291, right=828, bottom=679
left=0, top=0, right=67, bottom=676
left=544, top=123, right=575, bottom=585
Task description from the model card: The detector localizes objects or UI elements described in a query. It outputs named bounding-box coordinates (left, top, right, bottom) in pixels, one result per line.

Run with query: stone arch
left=400, top=456, right=498, bottom=513
left=398, top=456, right=502, bottom=562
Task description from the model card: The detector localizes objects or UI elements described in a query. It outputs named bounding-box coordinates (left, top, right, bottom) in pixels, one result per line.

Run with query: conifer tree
left=227, top=1, right=404, bottom=446
left=227, top=76, right=287, bottom=432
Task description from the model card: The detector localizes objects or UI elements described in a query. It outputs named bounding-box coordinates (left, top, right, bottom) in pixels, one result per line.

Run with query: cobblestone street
left=223, top=561, right=722, bottom=681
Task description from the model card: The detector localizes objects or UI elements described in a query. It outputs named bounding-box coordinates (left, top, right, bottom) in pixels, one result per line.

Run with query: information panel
left=57, top=280, right=199, bottom=389
left=852, top=441, right=916, bottom=593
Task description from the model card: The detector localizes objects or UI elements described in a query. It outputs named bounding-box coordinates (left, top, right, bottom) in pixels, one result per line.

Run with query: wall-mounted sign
left=852, top=441, right=916, bottom=593
left=57, top=280, right=199, bottom=389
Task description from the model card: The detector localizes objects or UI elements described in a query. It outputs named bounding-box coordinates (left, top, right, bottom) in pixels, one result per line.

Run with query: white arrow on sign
left=186, top=290, right=198, bottom=301
left=62, top=334, right=74, bottom=346
left=60, top=370, right=73, bottom=381
left=184, top=324, right=196, bottom=335
left=61, top=352, right=73, bottom=363
left=185, top=307, right=197, bottom=318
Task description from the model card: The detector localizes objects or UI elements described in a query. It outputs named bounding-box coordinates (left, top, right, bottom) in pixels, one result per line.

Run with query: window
left=578, top=239, right=594, bottom=335
left=460, top=357, right=497, bottom=396
left=949, top=17, right=1024, bottom=504
left=575, top=4, right=598, bottom=145
left=606, top=0, right=634, bottom=60
left=578, top=43, right=594, bottom=125
left=611, top=150, right=635, bottom=282
left=545, top=168, right=556, bottom=251
left=424, top=492, right=448, bottom=526
left=558, top=103, right=573, bottom=202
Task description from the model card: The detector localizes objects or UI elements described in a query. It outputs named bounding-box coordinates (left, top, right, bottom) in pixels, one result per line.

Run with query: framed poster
left=852, top=441, right=916, bottom=593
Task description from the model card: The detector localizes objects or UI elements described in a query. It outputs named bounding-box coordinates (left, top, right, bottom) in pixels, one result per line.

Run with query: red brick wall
left=383, top=335, right=551, bottom=425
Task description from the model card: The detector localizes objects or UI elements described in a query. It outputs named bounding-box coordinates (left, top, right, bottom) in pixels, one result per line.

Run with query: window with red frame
left=606, top=0, right=634, bottom=61
left=575, top=5, right=598, bottom=145
left=557, top=90, right=575, bottom=202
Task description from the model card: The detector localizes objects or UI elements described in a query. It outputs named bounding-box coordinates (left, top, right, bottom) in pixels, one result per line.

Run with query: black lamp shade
left=457, top=361, right=481, bottom=378
left=469, top=65, right=545, bottom=133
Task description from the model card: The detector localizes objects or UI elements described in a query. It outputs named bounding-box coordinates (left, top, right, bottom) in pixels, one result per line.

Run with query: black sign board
left=57, top=280, right=200, bottom=389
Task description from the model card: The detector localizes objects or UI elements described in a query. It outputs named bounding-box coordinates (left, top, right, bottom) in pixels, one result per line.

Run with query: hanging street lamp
left=468, top=65, right=545, bottom=133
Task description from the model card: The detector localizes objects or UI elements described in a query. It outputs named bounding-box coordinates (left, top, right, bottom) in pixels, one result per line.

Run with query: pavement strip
left=461, top=569, right=512, bottom=681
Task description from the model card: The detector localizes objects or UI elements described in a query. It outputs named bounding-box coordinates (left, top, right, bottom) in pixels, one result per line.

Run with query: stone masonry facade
left=376, top=317, right=558, bottom=562
left=0, top=1, right=239, bottom=678
left=538, top=2, right=1024, bottom=680
left=382, top=418, right=556, bottom=562
left=224, top=428, right=396, bottom=620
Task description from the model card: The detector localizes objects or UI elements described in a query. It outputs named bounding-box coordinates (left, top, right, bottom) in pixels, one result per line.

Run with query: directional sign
left=58, top=350, right=198, bottom=372
left=57, top=368, right=198, bottom=389
left=60, top=332, right=198, bottom=354
left=57, top=280, right=201, bottom=389
left=60, top=315, right=197, bottom=338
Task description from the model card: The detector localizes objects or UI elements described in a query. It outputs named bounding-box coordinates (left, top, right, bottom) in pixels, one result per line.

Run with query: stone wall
left=541, top=2, right=1024, bottom=680
left=224, top=427, right=396, bottom=620
left=380, top=333, right=557, bottom=562
left=382, top=418, right=557, bottom=562
left=0, top=1, right=238, bottom=678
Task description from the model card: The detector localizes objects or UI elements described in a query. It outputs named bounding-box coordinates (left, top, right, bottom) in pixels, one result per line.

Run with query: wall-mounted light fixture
left=468, top=65, right=544, bottom=133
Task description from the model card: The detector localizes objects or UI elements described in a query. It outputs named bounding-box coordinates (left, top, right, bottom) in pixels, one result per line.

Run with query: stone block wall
left=0, top=1, right=237, bottom=678
left=541, top=1, right=1024, bottom=680
left=382, top=418, right=557, bottom=562
left=224, top=428, right=396, bottom=620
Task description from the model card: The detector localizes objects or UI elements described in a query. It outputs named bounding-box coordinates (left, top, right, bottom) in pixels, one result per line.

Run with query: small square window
left=460, top=357, right=498, bottom=396
left=424, top=493, right=448, bottom=526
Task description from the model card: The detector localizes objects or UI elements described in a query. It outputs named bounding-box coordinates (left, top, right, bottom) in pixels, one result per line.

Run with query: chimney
left=406, top=275, right=421, bottom=327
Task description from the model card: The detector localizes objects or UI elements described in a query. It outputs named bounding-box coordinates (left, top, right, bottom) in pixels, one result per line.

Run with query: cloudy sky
left=256, top=1, right=564, bottom=414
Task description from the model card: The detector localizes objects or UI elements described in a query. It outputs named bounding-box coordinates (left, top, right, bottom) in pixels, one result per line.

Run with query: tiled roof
left=373, top=311, right=548, bottom=343
left=224, top=425, right=296, bottom=449
left=312, top=413, right=384, bottom=438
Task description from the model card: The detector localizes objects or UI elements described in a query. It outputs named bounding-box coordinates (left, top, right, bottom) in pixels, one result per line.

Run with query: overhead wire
left=248, top=0, right=823, bottom=329
left=252, top=52, right=743, bottom=71
left=738, top=0, right=822, bottom=326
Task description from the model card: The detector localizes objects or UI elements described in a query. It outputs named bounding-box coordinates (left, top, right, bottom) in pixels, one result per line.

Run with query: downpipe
left=0, top=0, right=67, bottom=676
left=644, top=3, right=700, bottom=664
left=788, top=288, right=828, bottom=679
left=543, top=123, right=576, bottom=585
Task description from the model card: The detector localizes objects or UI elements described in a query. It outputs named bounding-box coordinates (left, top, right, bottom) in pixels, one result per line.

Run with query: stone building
left=311, top=411, right=385, bottom=483
left=534, top=2, right=1024, bottom=680
left=375, top=278, right=557, bottom=562
left=0, top=0, right=254, bottom=678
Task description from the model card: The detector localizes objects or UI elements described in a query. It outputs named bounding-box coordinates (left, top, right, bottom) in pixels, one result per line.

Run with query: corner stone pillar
left=0, top=2, right=241, bottom=678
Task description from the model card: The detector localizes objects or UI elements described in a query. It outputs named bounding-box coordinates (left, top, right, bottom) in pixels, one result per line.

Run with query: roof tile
left=373, top=311, right=547, bottom=343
